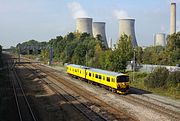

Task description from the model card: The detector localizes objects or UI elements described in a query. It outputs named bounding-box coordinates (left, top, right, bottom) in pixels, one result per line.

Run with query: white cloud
left=113, top=9, right=130, bottom=19
left=67, top=1, right=88, bottom=19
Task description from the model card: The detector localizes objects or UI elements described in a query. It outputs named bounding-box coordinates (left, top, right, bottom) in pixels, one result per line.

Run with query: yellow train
left=66, top=64, right=129, bottom=94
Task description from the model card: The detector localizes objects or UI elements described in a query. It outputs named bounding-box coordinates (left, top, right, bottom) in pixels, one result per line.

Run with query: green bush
left=144, top=67, right=169, bottom=88
left=129, top=72, right=148, bottom=81
left=166, top=71, right=180, bottom=87
left=129, top=72, right=148, bottom=89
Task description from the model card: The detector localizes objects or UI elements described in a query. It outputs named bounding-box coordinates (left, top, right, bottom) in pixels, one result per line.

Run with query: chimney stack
left=170, top=3, right=176, bottom=35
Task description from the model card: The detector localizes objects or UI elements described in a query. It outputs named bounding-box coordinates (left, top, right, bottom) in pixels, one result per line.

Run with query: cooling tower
left=170, top=3, right=176, bottom=34
left=76, top=18, right=93, bottom=35
left=109, top=38, right=112, bottom=49
left=154, top=33, right=166, bottom=47
left=119, top=19, right=138, bottom=47
left=93, top=22, right=108, bottom=48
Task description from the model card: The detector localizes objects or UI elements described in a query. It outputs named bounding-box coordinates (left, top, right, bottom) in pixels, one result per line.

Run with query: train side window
left=95, top=74, right=98, bottom=78
left=93, top=73, right=94, bottom=77
left=80, top=70, right=81, bottom=73
left=89, top=73, right=91, bottom=77
left=103, top=76, right=105, bottom=80
left=99, top=75, right=102, bottom=79
left=107, top=77, right=110, bottom=82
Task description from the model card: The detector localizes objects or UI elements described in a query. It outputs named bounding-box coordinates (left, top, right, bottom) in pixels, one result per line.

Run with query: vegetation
left=17, top=32, right=133, bottom=72
left=142, top=32, right=180, bottom=65
left=130, top=68, right=180, bottom=99
left=144, top=67, right=169, bottom=88
left=15, top=31, right=180, bottom=99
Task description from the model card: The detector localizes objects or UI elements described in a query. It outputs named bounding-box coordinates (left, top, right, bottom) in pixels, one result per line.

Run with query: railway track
left=8, top=60, right=38, bottom=121
left=22, top=64, right=106, bottom=121
left=37, top=63, right=180, bottom=120
left=20, top=58, right=180, bottom=120
left=22, top=62, right=136, bottom=121
left=120, top=94, right=180, bottom=120
left=129, top=87, right=180, bottom=109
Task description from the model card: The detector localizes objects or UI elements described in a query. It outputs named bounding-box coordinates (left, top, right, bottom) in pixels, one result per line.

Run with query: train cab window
left=107, top=77, right=110, bottom=82
left=95, top=74, right=98, bottom=78
left=117, top=76, right=129, bottom=82
left=89, top=73, right=91, bottom=77
left=99, top=75, right=102, bottom=79
left=111, top=78, right=115, bottom=82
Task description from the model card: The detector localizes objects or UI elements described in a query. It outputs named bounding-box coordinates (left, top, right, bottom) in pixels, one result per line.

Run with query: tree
left=134, top=46, right=143, bottom=64
left=166, top=32, right=180, bottom=65
left=142, top=46, right=165, bottom=64
left=72, top=44, right=87, bottom=65
left=111, top=34, right=133, bottom=72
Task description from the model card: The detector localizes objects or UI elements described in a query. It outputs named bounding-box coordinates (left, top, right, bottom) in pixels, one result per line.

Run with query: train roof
left=67, top=64, right=89, bottom=69
left=88, top=68, right=125, bottom=77
left=67, top=64, right=126, bottom=77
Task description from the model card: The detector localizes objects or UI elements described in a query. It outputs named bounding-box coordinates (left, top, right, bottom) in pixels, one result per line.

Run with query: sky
left=0, top=0, right=180, bottom=49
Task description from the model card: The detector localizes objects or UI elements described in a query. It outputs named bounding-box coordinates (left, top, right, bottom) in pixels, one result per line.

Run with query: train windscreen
left=117, top=76, right=129, bottom=82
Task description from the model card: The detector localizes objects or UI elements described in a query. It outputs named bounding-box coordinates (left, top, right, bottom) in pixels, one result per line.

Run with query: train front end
left=116, top=75, right=129, bottom=94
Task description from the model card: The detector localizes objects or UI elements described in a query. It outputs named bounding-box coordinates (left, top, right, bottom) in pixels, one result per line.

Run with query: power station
left=154, top=33, right=166, bottom=47
left=119, top=19, right=138, bottom=47
left=170, top=3, right=176, bottom=35
left=75, top=2, right=178, bottom=48
left=92, top=22, right=108, bottom=48
left=76, top=18, right=93, bottom=35
left=109, top=38, right=112, bottom=49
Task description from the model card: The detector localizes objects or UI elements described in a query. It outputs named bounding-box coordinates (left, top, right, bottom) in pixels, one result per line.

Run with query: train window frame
left=95, top=74, right=98, bottom=78
left=111, top=78, right=115, bottom=82
left=103, top=76, right=105, bottom=80
left=89, top=72, right=91, bottom=77
left=107, top=77, right=110, bottom=82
